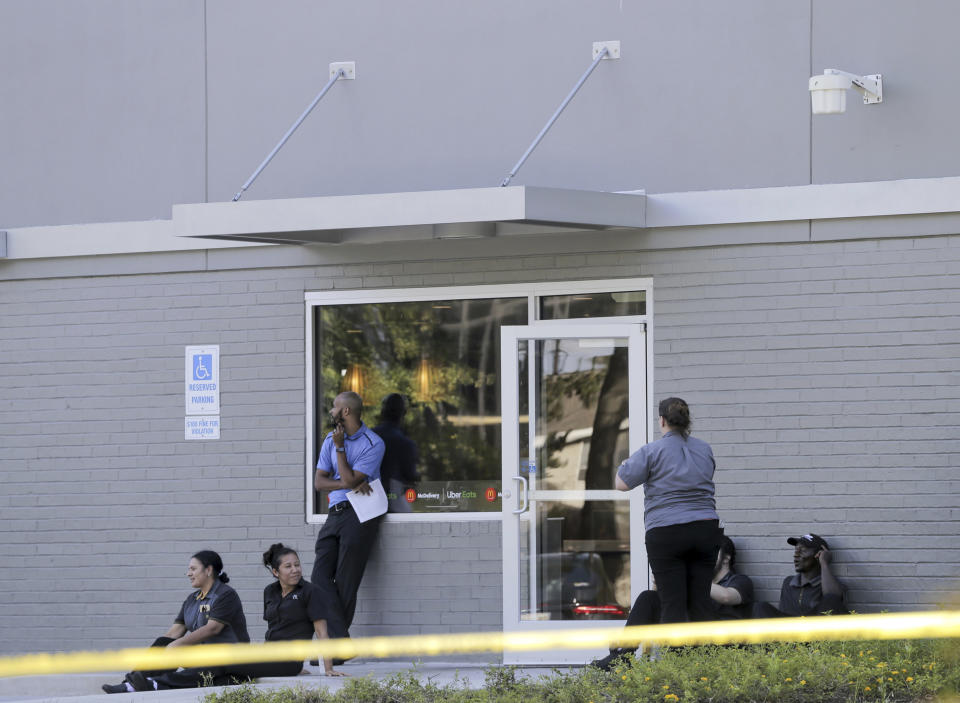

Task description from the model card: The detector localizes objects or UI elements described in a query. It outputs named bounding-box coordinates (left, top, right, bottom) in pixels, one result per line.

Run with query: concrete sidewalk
left=0, top=660, right=579, bottom=703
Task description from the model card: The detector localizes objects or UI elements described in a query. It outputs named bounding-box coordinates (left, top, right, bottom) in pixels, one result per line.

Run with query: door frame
left=500, top=322, right=648, bottom=665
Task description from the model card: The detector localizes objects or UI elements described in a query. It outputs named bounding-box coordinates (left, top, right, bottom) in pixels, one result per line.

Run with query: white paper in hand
left=346, top=478, right=388, bottom=522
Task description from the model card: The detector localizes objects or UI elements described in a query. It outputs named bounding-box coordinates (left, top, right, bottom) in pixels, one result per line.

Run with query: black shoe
left=101, top=682, right=128, bottom=694
left=127, top=671, right=153, bottom=692
left=589, top=648, right=634, bottom=672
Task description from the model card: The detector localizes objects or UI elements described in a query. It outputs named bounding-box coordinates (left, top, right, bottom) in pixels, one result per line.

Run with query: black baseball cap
left=787, top=533, right=829, bottom=551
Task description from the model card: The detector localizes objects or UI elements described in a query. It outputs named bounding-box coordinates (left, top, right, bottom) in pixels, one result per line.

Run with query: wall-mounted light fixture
left=809, top=69, right=882, bottom=115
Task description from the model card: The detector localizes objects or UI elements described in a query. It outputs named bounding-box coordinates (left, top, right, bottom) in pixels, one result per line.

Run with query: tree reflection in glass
left=315, top=297, right=527, bottom=513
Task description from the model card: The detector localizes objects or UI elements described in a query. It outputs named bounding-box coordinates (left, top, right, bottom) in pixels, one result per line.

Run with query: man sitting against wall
left=590, top=535, right=753, bottom=671
left=752, top=533, right=848, bottom=617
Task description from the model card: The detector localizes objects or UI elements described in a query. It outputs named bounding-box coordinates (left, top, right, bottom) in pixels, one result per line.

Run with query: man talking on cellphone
left=753, top=533, right=849, bottom=617
left=312, top=391, right=385, bottom=650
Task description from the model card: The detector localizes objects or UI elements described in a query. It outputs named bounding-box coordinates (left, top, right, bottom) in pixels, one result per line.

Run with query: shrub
left=204, top=639, right=959, bottom=703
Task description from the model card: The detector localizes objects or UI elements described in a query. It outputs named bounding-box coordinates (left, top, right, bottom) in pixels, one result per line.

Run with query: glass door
left=501, top=323, right=647, bottom=665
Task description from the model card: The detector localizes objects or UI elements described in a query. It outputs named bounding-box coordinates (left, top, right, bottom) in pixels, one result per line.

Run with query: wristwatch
left=336, top=447, right=345, bottom=453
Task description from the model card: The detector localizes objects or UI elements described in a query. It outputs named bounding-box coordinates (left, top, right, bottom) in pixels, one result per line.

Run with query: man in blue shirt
left=311, top=391, right=385, bottom=643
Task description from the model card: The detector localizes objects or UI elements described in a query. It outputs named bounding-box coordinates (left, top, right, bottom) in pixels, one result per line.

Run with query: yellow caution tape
left=1, top=610, right=958, bottom=678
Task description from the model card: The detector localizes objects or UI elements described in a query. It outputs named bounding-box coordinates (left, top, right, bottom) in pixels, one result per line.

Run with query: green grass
left=203, top=639, right=960, bottom=703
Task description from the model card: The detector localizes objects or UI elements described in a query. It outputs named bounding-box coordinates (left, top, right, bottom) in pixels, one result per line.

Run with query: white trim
left=304, top=278, right=653, bottom=524
left=6, top=176, right=960, bottom=263
left=1, top=219, right=265, bottom=260
left=641, top=175, right=960, bottom=227
left=304, top=298, right=316, bottom=520
left=304, top=278, right=653, bottom=306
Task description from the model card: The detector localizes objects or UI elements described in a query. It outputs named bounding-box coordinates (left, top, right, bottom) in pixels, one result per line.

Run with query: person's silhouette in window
left=373, top=394, right=420, bottom=513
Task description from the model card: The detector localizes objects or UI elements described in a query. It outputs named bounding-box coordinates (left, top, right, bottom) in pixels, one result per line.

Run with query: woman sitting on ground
left=226, top=542, right=345, bottom=679
left=102, top=550, right=250, bottom=694
left=104, top=545, right=343, bottom=693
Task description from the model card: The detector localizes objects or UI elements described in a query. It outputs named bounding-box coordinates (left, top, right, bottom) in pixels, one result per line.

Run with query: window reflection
left=539, top=290, right=645, bottom=320
left=535, top=339, right=630, bottom=492
left=520, top=500, right=631, bottom=621
left=315, top=297, right=527, bottom=513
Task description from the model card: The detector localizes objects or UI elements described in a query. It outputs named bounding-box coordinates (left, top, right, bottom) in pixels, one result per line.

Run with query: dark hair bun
left=658, top=397, right=692, bottom=437
left=218, top=571, right=230, bottom=583
left=262, top=543, right=297, bottom=572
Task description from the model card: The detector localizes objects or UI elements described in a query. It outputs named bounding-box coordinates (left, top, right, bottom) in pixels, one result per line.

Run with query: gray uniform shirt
left=616, top=431, right=718, bottom=531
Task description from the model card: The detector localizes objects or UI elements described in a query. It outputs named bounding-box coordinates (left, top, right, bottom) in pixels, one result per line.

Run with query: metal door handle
left=512, top=475, right=529, bottom=514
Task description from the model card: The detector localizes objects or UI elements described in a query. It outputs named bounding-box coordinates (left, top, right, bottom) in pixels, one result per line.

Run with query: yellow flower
left=907, top=677, right=914, bottom=682
left=890, top=670, right=898, bottom=675
left=700, top=677, right=708, bottom=681
left=841, top=662, right=850, bottom=667
left=865, top=686, right=871, bottom=691
left=645, top=677, right=651, bottom=681
left=800, top=680, right=807, bottom=686
left=859, top=651, right=864, bottom=657
left=761, top=675, right=766, bottom=678
left=664, top=695, right=679, bottom=702
left=785, top=678, right=793, bottom=682
left=887, top=678, right=893, bottom=682
left=840, top=653, right=847, bottom=658
left=662, top=685, right=670, bottom=690
left=622, top=675, right=627, bottom=681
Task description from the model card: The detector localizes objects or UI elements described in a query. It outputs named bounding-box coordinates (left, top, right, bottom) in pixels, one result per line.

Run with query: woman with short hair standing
left=616, top=397, right=722, bottom=624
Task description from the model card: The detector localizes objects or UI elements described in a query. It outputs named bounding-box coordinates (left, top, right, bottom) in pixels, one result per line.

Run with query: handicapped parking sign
left=193, top=354, right=213, bottom=381
left=185, top=345, right=219, bottom=415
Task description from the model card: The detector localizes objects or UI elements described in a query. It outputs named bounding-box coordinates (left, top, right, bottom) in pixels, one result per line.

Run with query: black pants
left=311, top=504, right=380, bottom=639
left=645, top=519, right=722, bottom=624
left=126, top=639, right=304, bottom=690
left=752, top=594, right=848, bottom=618
left=626, top=589, right=662, bottom=629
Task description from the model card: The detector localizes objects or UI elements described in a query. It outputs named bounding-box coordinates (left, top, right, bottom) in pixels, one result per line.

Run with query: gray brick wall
left=2, top=231, right=958, bottom=655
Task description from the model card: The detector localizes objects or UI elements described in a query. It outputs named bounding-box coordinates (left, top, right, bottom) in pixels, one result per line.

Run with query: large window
left=313, top=297, right=528, bottom=514
left=305, top=280, right=650, bottom=520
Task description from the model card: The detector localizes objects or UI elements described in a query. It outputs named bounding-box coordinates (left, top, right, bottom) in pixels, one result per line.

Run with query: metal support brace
left=233, top=66, right=350, bottom=202
left=499, top=43, right=619, bottom=187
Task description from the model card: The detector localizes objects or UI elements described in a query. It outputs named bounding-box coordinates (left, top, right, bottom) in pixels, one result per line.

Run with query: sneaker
left=101, top=682, right=129, bottom=694
left=589, top=648, right=634, bottom=672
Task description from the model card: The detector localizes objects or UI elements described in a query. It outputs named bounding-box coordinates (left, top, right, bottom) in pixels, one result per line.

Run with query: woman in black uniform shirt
left=102, top=550, right=249, bottom=693
left=105, top=546, right=341, bottom=692
left=228, top=543, right=344, bottom=678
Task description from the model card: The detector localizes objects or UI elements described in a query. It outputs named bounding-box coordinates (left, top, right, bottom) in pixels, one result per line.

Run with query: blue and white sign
left=185, top=416, right=221, bottom=440
left=185, top=345, right=220, bottom=415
